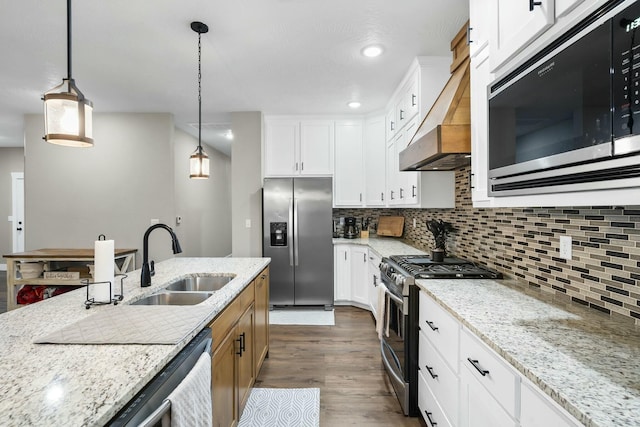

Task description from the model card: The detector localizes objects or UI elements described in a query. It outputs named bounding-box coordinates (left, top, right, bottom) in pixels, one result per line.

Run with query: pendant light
left=42, top=0, right=93, bottom=147
left=189, top=21, right=210, bottom=179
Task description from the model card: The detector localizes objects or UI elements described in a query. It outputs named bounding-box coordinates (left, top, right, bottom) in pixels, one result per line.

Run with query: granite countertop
left=417, top=278, right=640, bottom=427
left=0, top=257, right=270, bottom=427
left=332, top=236, right=426, bottom=258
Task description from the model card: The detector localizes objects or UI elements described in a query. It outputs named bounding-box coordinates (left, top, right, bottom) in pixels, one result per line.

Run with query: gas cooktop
left=389, top=254, right=502, bottom=279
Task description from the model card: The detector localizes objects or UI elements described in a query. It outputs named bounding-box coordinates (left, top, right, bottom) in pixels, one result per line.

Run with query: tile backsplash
left=334, top=166, right=640, bottom=324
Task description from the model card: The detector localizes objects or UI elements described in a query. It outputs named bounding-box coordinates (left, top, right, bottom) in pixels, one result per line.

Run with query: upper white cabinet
left=264, top=118, right=334, bottom=177
left=469, top=0, right=490, bottom=57
left=470, top=47, right=492, bottom=206
left=333, top=121, right=364, bottom=207
left=364, top=116, right=386, bottom=206
left=489, top=0, right=555, bottom=71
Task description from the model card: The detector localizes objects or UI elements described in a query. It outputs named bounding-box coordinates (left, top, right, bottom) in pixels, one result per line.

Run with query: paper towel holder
left=83, top=274, right=127, bottom=309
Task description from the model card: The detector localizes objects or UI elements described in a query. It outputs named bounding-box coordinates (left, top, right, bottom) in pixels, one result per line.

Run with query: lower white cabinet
left=368, top=250, right=382, bottom=318
left=333, top=244, right=368, bottom=307
left=460, top=364, right=518, bottom=427
left=520, top=377, right=581, bottom=427
left=418, top=289, right=581, bottom=427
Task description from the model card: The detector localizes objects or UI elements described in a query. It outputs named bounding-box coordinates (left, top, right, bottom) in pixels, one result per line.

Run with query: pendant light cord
left=197, top=30, right=202, bottom=151
left=67, top=0, right=72, bottom=81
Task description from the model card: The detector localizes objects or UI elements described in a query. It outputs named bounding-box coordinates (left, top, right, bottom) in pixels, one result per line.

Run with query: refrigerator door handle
left=288, top=198, right=294, bottom=267
left=294, top=199, right=299, bottom=266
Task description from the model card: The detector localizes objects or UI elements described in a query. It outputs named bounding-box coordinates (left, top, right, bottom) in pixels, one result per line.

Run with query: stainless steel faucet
left=141, top=223, right=182, bottom=287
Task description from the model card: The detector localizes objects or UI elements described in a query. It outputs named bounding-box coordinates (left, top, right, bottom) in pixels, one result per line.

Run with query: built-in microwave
left=488, top=0, right=640, bottom=196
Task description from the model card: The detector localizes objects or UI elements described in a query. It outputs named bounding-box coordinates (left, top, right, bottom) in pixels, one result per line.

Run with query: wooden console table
left=3, top=248, right=137, bottom=311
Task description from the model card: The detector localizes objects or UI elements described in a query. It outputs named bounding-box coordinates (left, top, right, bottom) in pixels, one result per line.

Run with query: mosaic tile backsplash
left=334, top=166, right=640, bottom=324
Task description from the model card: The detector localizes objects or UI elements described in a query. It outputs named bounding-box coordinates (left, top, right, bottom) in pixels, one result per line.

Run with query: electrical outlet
left=413, top=218, right=416, bottom=228
left=245, top=219, right=252, bottom=228
left=150, top=218, right=160, bottom=225
left=559, top=235, right=572, bottom=260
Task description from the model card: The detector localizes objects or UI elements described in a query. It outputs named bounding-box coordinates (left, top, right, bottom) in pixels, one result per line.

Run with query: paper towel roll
left=94, top=239, right=115, bottom=302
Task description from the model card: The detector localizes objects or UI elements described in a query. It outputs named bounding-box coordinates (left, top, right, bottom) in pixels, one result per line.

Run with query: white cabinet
left=385, top=140, right=398, bottom=205
left=264, top=118, right=334, bottom=177
left=333, top=121, right=364, bottom=207
left=460, top=365, right=518, bottom=427
left=300, top=120, right=335, bottom=175
left=364, top=116, right=386, bottom=206
left=489, top=0, right=555, bottom=71
left=334, top=245, right=351, bottom=302
left=385, top=106, right=397, bottom=142
left=521, top=378, right=581, bottom=427
left=367, top=250, right=382, bottom=318
left=333, top=244, right=369, bottom=308
left=470, top=47, right=492, bottom=206
left=469, top=0, right=490, bottom=57
left=350, top=245, right=369, bottom=307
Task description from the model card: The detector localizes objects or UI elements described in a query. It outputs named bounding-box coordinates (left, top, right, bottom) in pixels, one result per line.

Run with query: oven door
left=380, top=288, right=410, bottom=415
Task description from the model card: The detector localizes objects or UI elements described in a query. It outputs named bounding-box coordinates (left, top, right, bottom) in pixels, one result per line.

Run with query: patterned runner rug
left=238, top=388, right=320, bottom=427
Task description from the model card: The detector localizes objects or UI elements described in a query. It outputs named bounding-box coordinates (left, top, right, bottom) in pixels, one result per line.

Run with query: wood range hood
left=399, top=22, right=471, bottom=171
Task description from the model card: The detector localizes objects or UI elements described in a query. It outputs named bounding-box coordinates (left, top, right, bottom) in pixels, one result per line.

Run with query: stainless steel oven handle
left=380, top=340, right=404, bottom=385
left=386, top=289, right=403, bottom=306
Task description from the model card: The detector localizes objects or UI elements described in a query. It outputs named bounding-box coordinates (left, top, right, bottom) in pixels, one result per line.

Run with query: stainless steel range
left=378, top=254, right=501, bottom=416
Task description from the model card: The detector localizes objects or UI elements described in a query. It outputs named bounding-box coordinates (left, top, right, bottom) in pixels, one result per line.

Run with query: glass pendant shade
left=189, top=145, right=210, bottom=179
left=43, top=79, right=93, bottom=147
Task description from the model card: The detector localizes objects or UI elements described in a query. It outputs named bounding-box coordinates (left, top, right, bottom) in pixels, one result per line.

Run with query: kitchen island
left=0, top=257, right=270, bottom=426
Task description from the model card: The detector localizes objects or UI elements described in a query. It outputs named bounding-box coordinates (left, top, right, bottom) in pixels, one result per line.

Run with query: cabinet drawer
left=210, top=297, right=241, bottom=352
left=419, top=330, right=459, bottom=426
left=418, top=370, right=453, bottom=427
left=460, top=327, right=519, bottom=418
left=239, top=281, right=255, bottom=312
left=521, top=378, right=581, bottom=427
left=419, top=291, right=460, bottom=373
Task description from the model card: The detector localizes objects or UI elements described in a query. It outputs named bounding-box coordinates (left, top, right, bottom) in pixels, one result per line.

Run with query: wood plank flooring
left=256, top=307, right=424, bottom=427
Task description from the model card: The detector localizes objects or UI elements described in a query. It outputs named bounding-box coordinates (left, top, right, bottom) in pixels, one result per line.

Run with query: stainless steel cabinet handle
left=425, top=365, right=438, bottom=379
left=424, top=410, right=438, bottom=427
left=467, top=26, right=473, bottom=45
left=400, top=109, right=405, bottom=120
left=425, top=320, right=438, bottom=331
left=381, top=192, right=384, bottom=201
left=412, top=94, right=417, bottom=107
left=390, top=121, right=395, bottom=131
left=301, top=162, right=304, bottom=171
left=529, top=0, right=541, bottom=11
left=344, top=252, right=347, bottom=261
left=467, top=358, right=490, bottom=376
left=288, top=198, right=294, bottom=266
left=412, top=185, right=416, bottom=198
left=400, top=188, right=404, bottom=199
left=390, top=190, right=394, bottom=200
left=295, top=162, right=299, bottom=171
left=363, top=253, right=366, bottom=262
left=359, top=193, right=362, bottom=202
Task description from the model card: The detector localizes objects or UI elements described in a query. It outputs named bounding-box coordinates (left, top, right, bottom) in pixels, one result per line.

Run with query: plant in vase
left=426, top=219, right=456, bottom=261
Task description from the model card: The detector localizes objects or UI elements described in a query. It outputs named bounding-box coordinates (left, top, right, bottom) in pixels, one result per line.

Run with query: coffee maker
left=344, top=217, right=358, bottom=239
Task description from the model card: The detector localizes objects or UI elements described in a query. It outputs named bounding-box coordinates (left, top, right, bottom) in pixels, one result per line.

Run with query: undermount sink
left=131, top=291, right=213, bottom=306
left=164, top=275, right=236, bottom=292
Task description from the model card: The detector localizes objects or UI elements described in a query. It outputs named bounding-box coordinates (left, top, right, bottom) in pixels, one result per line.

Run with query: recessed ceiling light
left=362, top=45, right=383, bottom=58
left=348, top=101, right=361, bottom=109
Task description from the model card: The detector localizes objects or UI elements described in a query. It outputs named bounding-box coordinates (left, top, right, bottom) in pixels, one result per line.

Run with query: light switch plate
left=245, top=219, right=251, bottom=228
left=559, top=235, right=572, bottom=260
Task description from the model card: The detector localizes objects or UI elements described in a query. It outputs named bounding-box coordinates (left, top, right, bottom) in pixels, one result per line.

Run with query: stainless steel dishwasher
left=108, top=327, right=212, bottom=426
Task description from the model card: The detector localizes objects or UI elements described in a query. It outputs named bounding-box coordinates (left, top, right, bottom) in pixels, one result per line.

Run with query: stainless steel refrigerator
left=262, top=177, right=334, bottom=308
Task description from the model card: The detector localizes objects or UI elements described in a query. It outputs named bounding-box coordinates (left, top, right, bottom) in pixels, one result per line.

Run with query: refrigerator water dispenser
left=270, top=222, right=287, bottom=246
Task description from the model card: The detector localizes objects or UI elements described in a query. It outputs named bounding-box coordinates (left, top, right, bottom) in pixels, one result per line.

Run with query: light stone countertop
left=0, top=257, right=270, bottom=427
left=333, top=236, right=427, bottom=258
left=417, top=278, right=640, bottom=427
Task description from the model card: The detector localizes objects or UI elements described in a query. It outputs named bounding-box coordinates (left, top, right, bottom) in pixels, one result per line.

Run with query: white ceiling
left=0, top=0, right=469, bottom=156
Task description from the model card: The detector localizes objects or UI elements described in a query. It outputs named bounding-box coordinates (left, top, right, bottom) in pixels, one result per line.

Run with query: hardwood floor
left=256, top=307, right=424, bottom=427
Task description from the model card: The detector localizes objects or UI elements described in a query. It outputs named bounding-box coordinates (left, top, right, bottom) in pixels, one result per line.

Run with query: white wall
left=231, top=112, right=263, bottom=257
left=173, top=128, right=232, bottom=257
left=24, top=113, right=176, bottom=266
left=0, top=147, right=24, bottom=261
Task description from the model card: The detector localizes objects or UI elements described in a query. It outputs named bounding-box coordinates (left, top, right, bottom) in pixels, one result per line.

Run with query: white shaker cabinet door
left=264, top=120, right=299, bottom=176
left=489, top=0, right=554, bottom=72
left=470, top=47, right=492, bottom=206
left=299, top=120, right=334, bottom=175
left=334, top=245, right=351, bottom=302
left=333, top=121, right=364, bottom=206
left=350, top=245, right=369, bottom=307
left=364, top=116, right=386, bottom=207
left=460, top=365, right=518, bottom=427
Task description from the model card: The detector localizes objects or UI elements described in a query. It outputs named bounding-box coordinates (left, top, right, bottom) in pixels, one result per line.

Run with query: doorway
left=11, top=172, right=24, bottom=253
